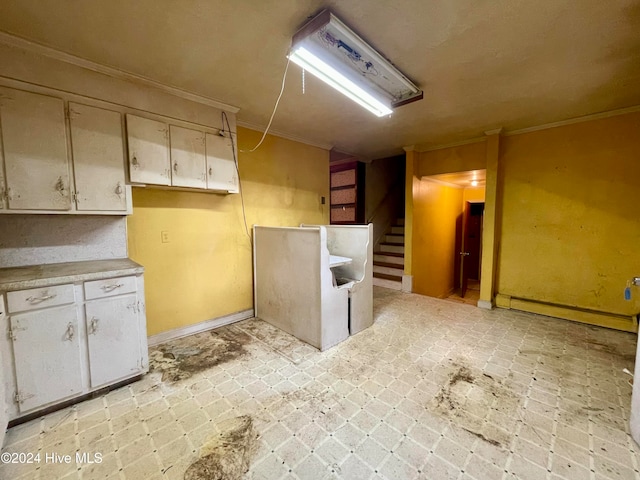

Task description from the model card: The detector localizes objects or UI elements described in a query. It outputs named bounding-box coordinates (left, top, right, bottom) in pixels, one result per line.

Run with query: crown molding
left=0, top=31, right=240, bottom=113
left=236, top=120, right=334, bottom=151
left=416, top=137, right=486, bottom=153
left=484, top=127, right=503, bottom=136
left=504, top=105, right=640, bottom=136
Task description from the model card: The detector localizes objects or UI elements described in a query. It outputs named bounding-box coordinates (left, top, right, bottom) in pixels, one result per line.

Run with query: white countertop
left=0, top=258, right=144, bottom=291
left=330, top=255, right=353, bottom=268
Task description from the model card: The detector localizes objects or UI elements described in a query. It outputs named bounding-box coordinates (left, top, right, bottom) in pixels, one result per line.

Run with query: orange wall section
left=412, top=180, right=464, bottom=298
left=497, top=112, right=640, bottom=318
left=127, top=127, right=329, bottom=336
left=463, top=187, right=486, bottom=205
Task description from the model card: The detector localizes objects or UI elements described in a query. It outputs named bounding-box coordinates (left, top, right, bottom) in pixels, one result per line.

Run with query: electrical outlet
left=161, top=231, right=170, bottom=243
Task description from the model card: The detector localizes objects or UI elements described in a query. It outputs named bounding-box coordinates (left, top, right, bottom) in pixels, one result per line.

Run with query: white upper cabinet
left=0, top=129, right=5, bottom=211
left=206, top=132, right=239, bottom=193
left=0, top=88, right=71, bottom=210
left=69, top=103, right=127, bottom=212
left=126, top=114, right=170, bottom=186
left=169, top=125, right=206, bottom=189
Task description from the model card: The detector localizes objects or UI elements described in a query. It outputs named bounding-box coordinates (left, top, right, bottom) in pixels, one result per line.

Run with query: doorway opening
left=447, top=201, right=484, bottom=305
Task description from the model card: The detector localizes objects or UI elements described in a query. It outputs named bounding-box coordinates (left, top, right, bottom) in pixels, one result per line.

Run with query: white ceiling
left=0, top=0, right=639, bottom=159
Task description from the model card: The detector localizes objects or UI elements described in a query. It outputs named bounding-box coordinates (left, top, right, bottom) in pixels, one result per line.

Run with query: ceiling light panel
left=290, top=9, right=422, bottom=116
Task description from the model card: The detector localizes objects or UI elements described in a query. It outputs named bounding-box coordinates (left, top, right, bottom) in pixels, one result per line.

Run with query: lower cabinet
left=85, top=294, right=142, bottom=388
left=1, top=273, right=148, bottom=421
left=11, top=304, right=83, bottom=413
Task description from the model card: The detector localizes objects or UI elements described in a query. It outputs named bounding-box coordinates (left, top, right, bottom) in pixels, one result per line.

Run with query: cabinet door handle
left=115, top=183, right=123, bottom=195
left=101, top=283, right=123, bottom=292
left=173, top=163, right=178, bottom=173
left=209, top=167, right=213, bottom=176
left=26, top=293, right=56, bottom=304
left=89, top=317, right=99, bottom=334
left=66, top=323, right=75, bottom=341
left=131, top=156, right=139, bottom=168
left=55, top=177, right=66, bottom=195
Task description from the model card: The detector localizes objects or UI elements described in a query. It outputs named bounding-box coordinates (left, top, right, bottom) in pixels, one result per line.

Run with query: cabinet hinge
left=14, top=391, right=34, bottom=404
left=8, top=324, right=27, bottom=340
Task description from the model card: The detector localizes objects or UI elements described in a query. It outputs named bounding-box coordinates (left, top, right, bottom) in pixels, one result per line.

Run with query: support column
left=478, top=129, right=503, bottom=309
left=402, top=146, right=416, bottom=293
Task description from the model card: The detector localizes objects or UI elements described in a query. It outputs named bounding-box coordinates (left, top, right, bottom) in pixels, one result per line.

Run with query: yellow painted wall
left=412, top=180, right=464, bottom=298
left=127, top=127, right=329, bottom=335
left=497, top=112, right=640, bottom=317
left=418, top=141, right=486, bottom=177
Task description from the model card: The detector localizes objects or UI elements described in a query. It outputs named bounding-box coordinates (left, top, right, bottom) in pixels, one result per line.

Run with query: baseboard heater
left=495, top=294, right=638, bottom=333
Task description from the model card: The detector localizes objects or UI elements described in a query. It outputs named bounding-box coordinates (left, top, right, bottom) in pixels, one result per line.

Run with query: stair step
left=390, top=226, right=404, bottom=235
left=380, top=243, right=404, bottom=254
left=374, top=264, right=403, bottom=276
left=374, top=272, right=403, bottom=282
left=373, top=261, right=404, bottom=269
left=373, top=276, right=403, bottom=290
left=374, top=251, right=404, bottom=257
left=373, top=253, right=404, bottom=265
left=385, top=234, right=404, bottom=244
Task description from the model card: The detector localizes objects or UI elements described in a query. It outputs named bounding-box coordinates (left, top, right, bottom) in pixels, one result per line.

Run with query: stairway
left=373, top=219, right=404, bottom=290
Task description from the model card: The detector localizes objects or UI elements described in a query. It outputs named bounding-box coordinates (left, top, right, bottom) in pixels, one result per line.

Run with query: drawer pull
left=89, top=317, right=99, bottom=334
left=66, top=323, right=75, bottom=341
left=26, top=293, right=56, bottom=304
left=101, top=284, right=123, bottom=292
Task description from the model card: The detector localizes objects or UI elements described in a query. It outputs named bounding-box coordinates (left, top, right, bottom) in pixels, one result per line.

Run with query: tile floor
left=1, top=287, right=639, bottom=480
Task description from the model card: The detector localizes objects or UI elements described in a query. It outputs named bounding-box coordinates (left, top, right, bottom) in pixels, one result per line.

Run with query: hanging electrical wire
left=240, top=52, right=292, bottom=153
left=222, top=111, right=251, bottom=244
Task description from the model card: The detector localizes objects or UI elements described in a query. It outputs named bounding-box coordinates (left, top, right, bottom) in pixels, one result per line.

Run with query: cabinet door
left=126, top=114, right=170, bottom=185
left=169, top=125, right=206, bottom=188
left=10, top=305, right=83, bottom=412
left=69, top=103, right=127, bottom=211
left=0, top=127, right=5, bottom=210
left=205, top=133, right=238, bottom=192
left=0, top=88, right=71, bottom=210
left=85, top=295, right=142, bottom=388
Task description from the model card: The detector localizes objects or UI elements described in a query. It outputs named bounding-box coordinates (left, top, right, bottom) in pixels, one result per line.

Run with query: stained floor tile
left=2, top=287, right=639, bottom=479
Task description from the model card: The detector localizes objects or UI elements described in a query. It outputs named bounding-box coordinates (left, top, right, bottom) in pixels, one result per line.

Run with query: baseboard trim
left=148, top=309, right=254, bottom=346
left=477, top=299, right=493, bottom=310
left=402, top=275, right=413, bottom=293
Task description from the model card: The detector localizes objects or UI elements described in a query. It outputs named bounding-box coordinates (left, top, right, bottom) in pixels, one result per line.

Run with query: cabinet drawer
left=7, top=284, right=75, bottom=313
left=84, top=276, right=137, bottom=300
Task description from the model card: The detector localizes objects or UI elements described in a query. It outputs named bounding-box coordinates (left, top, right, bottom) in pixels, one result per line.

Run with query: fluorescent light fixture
left=290, top=9, right=422, bottom=116
left=289, top=47, right=393, bottom=117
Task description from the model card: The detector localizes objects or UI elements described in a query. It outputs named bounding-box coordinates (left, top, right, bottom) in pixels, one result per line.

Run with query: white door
left=126, top=114, right=170, bottom=185
left=170, top=125, right=207, bottom=189
left=205, top=133, right=239, bottom=192
left=10, top=305, right=83, bottom=412
left=85, top=295, right=142, bottom=388
left=69, top=103, right=127, bottom=211
left=0, top=88, right=71, bottom=210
